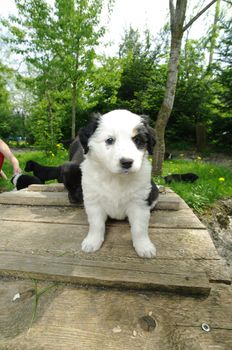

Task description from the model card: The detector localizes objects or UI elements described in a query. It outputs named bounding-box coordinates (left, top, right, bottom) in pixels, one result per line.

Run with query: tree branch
left=183, top=0, right=217, bottom=32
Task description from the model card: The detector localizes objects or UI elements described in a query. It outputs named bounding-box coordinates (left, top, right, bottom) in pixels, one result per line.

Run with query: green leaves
left=2, top=0, right=109, bottom=148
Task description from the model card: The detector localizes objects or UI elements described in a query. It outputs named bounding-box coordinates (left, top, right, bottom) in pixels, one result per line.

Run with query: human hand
left=12, top=157, right=22, bottom=175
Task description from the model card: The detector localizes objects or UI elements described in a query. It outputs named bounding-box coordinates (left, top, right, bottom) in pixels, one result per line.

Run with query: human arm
left=0, top=139, right=22, bottom=175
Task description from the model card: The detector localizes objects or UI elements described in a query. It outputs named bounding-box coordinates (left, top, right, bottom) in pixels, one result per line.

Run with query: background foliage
left=0, top=0, right=231, bottom=154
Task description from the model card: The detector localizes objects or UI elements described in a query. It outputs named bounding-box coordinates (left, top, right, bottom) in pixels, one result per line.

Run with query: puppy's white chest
left=86, top=180, right=133, bottom=219
left=100, top=191, right=129, bottom=220
left=81, top=155, right=151, bottom=220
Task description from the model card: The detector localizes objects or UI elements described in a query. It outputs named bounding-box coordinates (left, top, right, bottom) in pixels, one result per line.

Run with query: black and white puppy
left=79, top=109, right=159, bottom=258
left=11, top=173, right=42, bottom=190
left=24, top=160, right=63, bottom=183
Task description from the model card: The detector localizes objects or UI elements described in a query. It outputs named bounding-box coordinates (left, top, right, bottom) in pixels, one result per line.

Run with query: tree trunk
left=208, top=0, right=220, bottom=68
left=47, top=92, right=54, bottom=148
left=71, top=82, right=77, bottom=139
left=152, top=0, right=187, bottom=175
left=152, top=0, right=218, bottom=175
left=196, top=123, right=207, bottom=152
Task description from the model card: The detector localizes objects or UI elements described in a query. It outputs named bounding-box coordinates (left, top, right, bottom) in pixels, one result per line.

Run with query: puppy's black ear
left=141, top=115, right=156, bottom=155
left=24, top=160, right=32, bottom=172
left=78, top=115, right=100, bottom=154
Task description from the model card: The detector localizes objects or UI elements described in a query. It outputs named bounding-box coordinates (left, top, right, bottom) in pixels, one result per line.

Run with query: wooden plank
left=151, top=208, right=205, bottom=228
left=27, top=183, right=173, bottom=193
left=156, top=194, right=180, bottom=210
left=28, top=183, right=65, bottom=192
left=0, top=204, right=205, bottom=229
left=0, top=189, right=181, bottom=210
left=0, top=221, right=219, bottom=260
left=0, top=251, right=210, bottom=295
left=0, top=190, right=74, bottom=206
left=0, top=281, right=231, bottom=350
left=0, top=219, right=229, bottom=286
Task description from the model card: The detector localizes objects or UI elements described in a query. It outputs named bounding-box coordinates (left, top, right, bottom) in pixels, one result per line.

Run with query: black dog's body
left=69, top=136, right=84, bottom=163
left=24, top=160, right=62, bottom=183
left=61, top=161, right=83, bottom=203
left=164, top=173, right=199, bottom=184
left=60, top=137, right=84, bottom=203
left=24, top=142, right=83, bottom=203
left=11, top=174, right=42, bottom=190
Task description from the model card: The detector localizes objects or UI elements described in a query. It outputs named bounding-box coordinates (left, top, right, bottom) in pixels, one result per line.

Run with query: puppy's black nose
left=120, top=158, right=134, bottom=169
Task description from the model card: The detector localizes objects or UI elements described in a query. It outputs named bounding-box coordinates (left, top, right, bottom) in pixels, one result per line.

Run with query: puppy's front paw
left=81, top=234, right=104, bottom=253
left=133, top=239, right=156, bottom=258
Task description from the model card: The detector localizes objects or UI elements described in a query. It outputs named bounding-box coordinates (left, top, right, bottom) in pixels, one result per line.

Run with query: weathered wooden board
left=28, top=183, right=65, bottom=192
left=0, top=183, right=231, bottom=349
left=0, top=204, right=205, bottom=229
left=0, top=279, right=231, bottom=350
left=0, top=221, right=217, bottom=260
left=0, top=187, right=230, bottom=297
left=0, top=218, right=230, bottom=293
left=0, top=187, right=181, bottom=210
left=26, top=183, right=171, bottom=193
left=0, top=251, right=211, bottom=295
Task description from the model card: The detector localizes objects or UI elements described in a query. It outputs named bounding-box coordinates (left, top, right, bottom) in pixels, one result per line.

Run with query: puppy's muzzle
left=120, top=158, right=134, bottom=169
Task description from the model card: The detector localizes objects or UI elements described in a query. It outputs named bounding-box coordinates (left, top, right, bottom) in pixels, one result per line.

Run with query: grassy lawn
left=1, top=148, right=232, bottom=213
left=154, top=158, right=232, bottom=213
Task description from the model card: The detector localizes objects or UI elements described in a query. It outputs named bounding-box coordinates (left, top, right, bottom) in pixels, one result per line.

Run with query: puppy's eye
left=133, top=134, right=146, bottom=148
left=105, top=137, right=115, bottom=145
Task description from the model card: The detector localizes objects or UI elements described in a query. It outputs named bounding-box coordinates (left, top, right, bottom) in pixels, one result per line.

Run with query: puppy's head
left=79, top=110, right=155, bottom=174
left=24, top=160, right=35, bottom=172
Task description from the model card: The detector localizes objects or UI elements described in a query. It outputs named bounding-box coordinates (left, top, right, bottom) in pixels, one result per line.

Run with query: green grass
left=1, top=148, right=232, bottom=213
left=154, top=158, right=232, bottom=213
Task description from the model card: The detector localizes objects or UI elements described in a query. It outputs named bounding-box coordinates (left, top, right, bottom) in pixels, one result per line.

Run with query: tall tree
left=152, top=0, right=218, bottom=175
left=52, top=0, right=107, bottom=138
left=208, top=0, right=221, bottom=68
left=2, top=0, right=112, bottom=143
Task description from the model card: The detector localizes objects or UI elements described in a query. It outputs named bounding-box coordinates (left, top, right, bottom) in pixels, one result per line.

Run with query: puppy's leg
left=127, top=205, right=156, bottom=258
left=81, top=204, right=107, bottom=253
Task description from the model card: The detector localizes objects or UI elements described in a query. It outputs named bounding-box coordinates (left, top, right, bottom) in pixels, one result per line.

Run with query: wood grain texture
left=0, top=204, right=205, bottom=228
left=0, top=205, right=230, bottom=293
left=0, top=251, right=211, bottom=295
left=0, top=280, right=231, bottom=350
left=0, top=189, right=181, bottom=210
left=0, top=221, right=218, bottom=260
left=0, top=185, right=231, bottom=349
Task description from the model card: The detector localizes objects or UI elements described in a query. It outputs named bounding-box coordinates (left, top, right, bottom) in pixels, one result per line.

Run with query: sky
left=1, top=0, right=216, bottom=57
left=101, top=0, right=170, bottom=53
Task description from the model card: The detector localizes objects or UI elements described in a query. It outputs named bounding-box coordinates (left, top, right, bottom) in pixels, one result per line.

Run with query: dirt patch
left=198, top=199, right=232, bottom=277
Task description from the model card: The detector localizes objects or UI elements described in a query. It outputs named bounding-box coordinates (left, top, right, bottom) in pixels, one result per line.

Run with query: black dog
left=61, top=162, right=83, bottom=203
left=164, top=173, right=199, bottom=184
left=60, top=136, right=84, bottom=204
left=11, top=174, right=42, bottom=190
left=69, top=136, right=84, bottom=163
left=24, top=160, right=62, bottom=183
